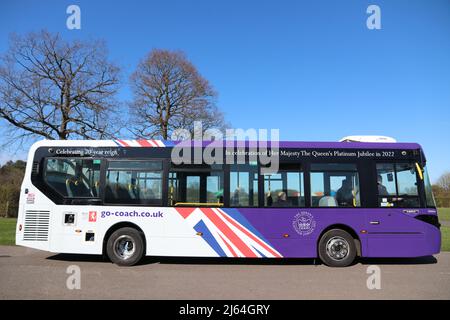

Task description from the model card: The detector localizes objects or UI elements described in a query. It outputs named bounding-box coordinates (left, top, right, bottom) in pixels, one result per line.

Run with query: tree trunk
left=5, top=201, right=9, bottom=218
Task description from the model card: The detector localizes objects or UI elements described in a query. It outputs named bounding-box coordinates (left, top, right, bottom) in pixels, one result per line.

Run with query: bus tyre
left=106, top=227, right=144, bottom=266
left=318, top=229, right=356, bottom=267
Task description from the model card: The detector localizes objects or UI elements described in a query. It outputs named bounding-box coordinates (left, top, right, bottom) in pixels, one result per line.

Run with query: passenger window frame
left=167, top=164, right=224, bottom=207
left=229, top=163, right=260, bottom=208
left=43, top=157, right=102, bottom=200
left=262, top=163, right=305, bottom=208
left=375, top=161, right=421, bottom=208
left=104, top=159, right=164, bottom=205
left=309, top=162, right=361, bottom=208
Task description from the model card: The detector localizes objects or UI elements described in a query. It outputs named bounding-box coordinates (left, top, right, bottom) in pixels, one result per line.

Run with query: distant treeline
left=0, top=160, right=25, bottom=217
left=0, top=161, right=450, bottom=217
left=433, top=189, right=450, bottom=208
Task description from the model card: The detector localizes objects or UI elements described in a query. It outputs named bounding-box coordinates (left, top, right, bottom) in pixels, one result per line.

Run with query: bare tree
left=0, top=30, right=121, bottom=143
left=437, top=172, right=450, bottom=192
left=129, top=49, right=226, bottom=140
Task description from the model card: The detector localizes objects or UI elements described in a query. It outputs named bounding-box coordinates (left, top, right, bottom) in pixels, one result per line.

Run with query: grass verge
left=438, top=208, right=450, bottom=221
left=0, top=218, right=16, bottom=245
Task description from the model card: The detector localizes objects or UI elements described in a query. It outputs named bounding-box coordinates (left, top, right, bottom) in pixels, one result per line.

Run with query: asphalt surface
left=1, top=245, right=450, bottom=299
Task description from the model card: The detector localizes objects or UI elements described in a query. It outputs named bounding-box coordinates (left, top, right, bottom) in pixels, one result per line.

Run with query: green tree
left=0, top=160, right=26, bottom=217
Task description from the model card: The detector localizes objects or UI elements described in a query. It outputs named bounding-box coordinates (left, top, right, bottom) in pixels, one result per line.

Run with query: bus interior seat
left=92, top=181, right=100, bottom=197
left=66, top=178, right=92, bottom=197
left=319, top=196, right=338, bottom=207
left=127, top=183, right=138, bottom=199
left=266, top=193, right=273, bottom=206
left=116, top=184, right=131, bottom=201
left=105, top=184, right=115, bottom=200
left=46, top=172, right=69, bottom=196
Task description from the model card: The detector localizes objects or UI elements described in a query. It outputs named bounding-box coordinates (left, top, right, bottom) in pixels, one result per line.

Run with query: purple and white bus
left=16, top=138, right=441, bottom=267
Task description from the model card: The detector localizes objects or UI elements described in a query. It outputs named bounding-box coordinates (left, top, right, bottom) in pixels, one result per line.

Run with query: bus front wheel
left=318, top=229, right=357, bottom=267
left=106, top=227, right=145, bottom=266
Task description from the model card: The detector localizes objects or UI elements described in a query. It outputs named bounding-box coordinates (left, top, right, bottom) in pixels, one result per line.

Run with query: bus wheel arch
left=317, top=224, right=361, bottom=267
left=103, top=222, right=147, bottom=265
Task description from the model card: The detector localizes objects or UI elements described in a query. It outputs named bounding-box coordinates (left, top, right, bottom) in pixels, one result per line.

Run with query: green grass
left=0, top=218, right=16, bottom=245
left=438, top=208, right=450, bottom=252
left=438, top=208, right=450, bottom=222
left=441, top=226, right=450, bottom=252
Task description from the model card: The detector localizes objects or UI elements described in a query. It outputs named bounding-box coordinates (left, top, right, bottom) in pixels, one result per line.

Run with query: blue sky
left=0, top=0, right=449, bottom=182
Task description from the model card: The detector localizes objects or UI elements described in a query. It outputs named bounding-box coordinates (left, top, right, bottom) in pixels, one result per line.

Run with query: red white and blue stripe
left=113, top=139, right=175, bottom=147
left=175, top=207, right=282, bottom=258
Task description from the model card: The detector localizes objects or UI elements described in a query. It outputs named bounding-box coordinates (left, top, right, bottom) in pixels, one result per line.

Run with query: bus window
left=264, top=164, right=304, bottom=207
left=310, top=163, right=360, bottom=208
left=376, top=162, right=420, bottom=208
left=44, top=158, right=100, bottom=198
left=169, top=165, right=224, bottom=206
left=186, top=176, right=200, bottom=203
left=105, top=160, right=163, bottom=205
left=396, top=163, right=418, bottom=196
left=423, top=165, right=436, bottom=208
left=229, top=164, right=258, bottom=207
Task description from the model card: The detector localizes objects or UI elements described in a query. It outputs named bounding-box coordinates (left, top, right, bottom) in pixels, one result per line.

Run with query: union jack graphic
left=175, top=207, right=282, bottom=258
left=113, top=139, right=175, bottom=147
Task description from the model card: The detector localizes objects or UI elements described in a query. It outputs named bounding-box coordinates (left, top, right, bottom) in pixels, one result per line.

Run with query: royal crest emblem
left=293, top=211, right=316, bottom=236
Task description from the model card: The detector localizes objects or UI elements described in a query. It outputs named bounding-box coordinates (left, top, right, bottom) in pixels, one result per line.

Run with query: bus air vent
left=23, top=210, right=50, bottom=241
left=31, top=161, right=39, bottom=176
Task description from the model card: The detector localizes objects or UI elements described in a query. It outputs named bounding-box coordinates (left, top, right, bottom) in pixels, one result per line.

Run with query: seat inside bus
left=318, top=196, right=338, bottom=207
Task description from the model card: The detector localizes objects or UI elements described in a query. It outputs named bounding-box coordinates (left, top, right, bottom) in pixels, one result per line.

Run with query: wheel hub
left=114, top=235, right=136, bottom=260
left=326, top=236, right=350, bottom=261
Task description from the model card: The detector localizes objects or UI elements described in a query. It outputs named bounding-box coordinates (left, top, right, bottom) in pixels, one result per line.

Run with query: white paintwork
left=339, top=135, right=397, bottom=143
left=15, top=140, right=217, bottom=257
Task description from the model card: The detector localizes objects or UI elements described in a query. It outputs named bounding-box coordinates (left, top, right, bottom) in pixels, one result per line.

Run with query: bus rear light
left=19, top=224, right=22, bottom=231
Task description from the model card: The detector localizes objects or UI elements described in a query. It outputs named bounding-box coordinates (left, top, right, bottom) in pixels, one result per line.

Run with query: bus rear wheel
left=318, top=229, right=356, bottom=267
left=106, top=227, right=144, bottom=266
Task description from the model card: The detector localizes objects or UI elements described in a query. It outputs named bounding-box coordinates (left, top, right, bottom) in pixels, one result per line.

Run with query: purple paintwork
left=233, top=208, right=440, bottom=258
left=165, top=140, right=422, bottom=150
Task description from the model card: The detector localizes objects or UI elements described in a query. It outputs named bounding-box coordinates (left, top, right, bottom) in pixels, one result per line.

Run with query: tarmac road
left=1, top=245, right=450, bottom=299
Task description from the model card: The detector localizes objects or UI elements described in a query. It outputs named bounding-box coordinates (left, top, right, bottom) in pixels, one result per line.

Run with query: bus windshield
left=423, top=165, right=436, bottom=208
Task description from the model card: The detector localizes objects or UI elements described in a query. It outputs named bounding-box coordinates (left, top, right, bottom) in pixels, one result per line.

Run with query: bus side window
left=229, top=164, right=258, bottom=207
left=376, top=162, right=420, bottom=208
left=168, top=165, right=224, bottom=207
left=105, top=161, right=163, bottom=205
left=44, top=158, right=100, bottom=198
left=263, top=163, right=304, bottom=208
left=310, top=163, right=360, bottom=208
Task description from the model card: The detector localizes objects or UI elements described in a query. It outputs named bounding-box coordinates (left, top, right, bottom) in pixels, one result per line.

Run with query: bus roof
left=30, top=139, right=423, bottom=150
